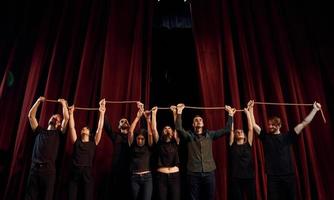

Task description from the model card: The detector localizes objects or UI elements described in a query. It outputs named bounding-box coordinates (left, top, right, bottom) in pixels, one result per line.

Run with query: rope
left=45, top=99, right=58, bottom=103
left=45, top=99, right=99, bottom=111
left=106, top=100, right=138, bottom=104
left=156, top=107, right=171, bottom=110
left=153, top=106, right=243, bottom=112
left=74, top=107, right=99, bottom=111
left=254, top=101, right=326, bottom=123
left=185, top=106, right=243, bottom=112
left=254, top=101, right=312, bottom=106
left=43, top=99, right=326, bottom=123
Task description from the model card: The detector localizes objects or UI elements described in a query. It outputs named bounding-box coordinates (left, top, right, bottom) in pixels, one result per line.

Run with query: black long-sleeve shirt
left=175, top=114, right=233, bottom=172
left=104, top=117, right=130, bottom=173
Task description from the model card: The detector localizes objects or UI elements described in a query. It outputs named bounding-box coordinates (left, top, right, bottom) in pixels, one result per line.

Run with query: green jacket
left=175, top=114, right=233, bottom=172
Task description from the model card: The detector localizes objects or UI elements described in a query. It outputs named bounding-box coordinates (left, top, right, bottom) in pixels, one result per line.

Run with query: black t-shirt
left=130, top=143, right=151, bottom=173
left=31, top=126, right=62, bottom=171
left=72, top=139, right=96, bottom=167
left=229, top=142, right=254, bottom=179
left=258, top=130, right=298, bottom=175
left=157, top=140, right=179, bottom=168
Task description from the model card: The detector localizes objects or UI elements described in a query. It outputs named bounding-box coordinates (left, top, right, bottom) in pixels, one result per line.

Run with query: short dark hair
left=268, top=116, right=281, bottom=126
left=192, top=115, right=202, bottom=122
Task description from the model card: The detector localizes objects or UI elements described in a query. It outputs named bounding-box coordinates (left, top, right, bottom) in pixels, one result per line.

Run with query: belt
left=132, top=171, right=151, bottom=176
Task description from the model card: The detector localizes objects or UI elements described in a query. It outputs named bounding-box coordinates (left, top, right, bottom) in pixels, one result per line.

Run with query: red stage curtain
left=190, top=0, right=333, bottom=199
left=0, top=0, right=153, bottom=199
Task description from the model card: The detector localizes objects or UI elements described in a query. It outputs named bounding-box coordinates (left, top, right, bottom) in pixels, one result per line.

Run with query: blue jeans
left=130, top=172, right=153, bottom=200
left=187, top=171, right=215, bottom=200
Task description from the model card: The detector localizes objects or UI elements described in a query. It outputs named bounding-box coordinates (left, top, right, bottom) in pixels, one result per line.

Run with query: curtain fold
left=1, top=0, right=153, bottom=199
left=1, top=0, right=333, bottom=199
left=190, top=0, right=333, bottom=199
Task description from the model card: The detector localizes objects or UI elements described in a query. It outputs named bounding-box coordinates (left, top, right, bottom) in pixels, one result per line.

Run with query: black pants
left=68, top=166, right=94, bottom=200
left=25, top=168, right=56, bottom=200
left=267, top=175, right=296, bottom=200
left=110, top=169, right=131, bottom=200
left=230, top=178, right=256, bottom=200
left=156, top=172, right=180, bottom=200
left=187, top=171, right=215, bottom=200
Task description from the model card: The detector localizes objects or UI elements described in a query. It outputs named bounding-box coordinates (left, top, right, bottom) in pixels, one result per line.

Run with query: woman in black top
left=128, top=102, right=154, bottom=200
left=68, top=99, right=106, bottom=200
left=229, top=103, right=255, bottom=200
left=151, top=106, right=180, bottom=200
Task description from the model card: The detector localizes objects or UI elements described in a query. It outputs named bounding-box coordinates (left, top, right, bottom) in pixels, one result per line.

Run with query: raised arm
left=144, top=110, right=153, bottom=146
left=294, top=102, right=321, bottom=134
left=170, top=105, right=177, bottom=122
left=175, top=103, right=191, bottom=140
left=58, top=99, right=69, bottom=133
left=244, top=107, right=254, bottom=145
left=170, top=105, right=180, bottom=144
left=229, top=117, right=235, bottom=146
left=68, top=106, right=77, bottom=144
left=128, top=102, right=144, bottom=146
left=28, top=96, right=45, bottom=131
left=103, top=116, right=112, bottom=133
left=95, top=99, right=106, bottom=145
left=103, top=116, right=116, bottom=141
left=151, top=106, right=159, bottom=143
left=248, top=100, right=261, bottom=134
left=211, top=105, right=235, bottom=139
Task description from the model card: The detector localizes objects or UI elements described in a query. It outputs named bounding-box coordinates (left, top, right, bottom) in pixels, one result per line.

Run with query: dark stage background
left=1, top=0, right=333, bottom=199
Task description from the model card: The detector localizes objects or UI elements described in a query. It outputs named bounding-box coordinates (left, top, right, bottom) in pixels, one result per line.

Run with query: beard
left=268, top=128, right=277, bottom=134
left=120, top=124, right=129, bottom=130
left=162, top=134, right=172, bottom=141
left=195, top=124, right=203, bottom=129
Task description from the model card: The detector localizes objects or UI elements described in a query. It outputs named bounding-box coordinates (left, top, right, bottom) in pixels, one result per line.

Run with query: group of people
left=25, top=97, right=322, bottom=200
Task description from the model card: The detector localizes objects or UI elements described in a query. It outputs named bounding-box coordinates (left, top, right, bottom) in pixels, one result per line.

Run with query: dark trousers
left=130, top=172, right=153, bottom=200
left=156, top=172, right=181, bottom=200
left=187, top=171, right=215, bottom=200
left=25, top=170, right=56, bottom=200
left=68, top=166, right=94, bottom=200
left=230, top=178, right=256, bottom=200
left=110, top=170, right=131, bottom=200
left=267, top=175, right=296, bottom=200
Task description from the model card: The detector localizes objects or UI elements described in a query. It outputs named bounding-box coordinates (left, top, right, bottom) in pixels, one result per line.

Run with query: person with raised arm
left=249, top=100, right=321, bottom=200
left=229, top=102, right=255, bottom=200
left=151, top=105, right=180, bottom=200
left=103, top=114, right=132, bottom=200
left=128, top=102, right=154, bottom=200
left=67, top=99, right=106, bottom=200
left=175, top=103, right=234, bottom=200
left=26, top=96, right=69, bottom=200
